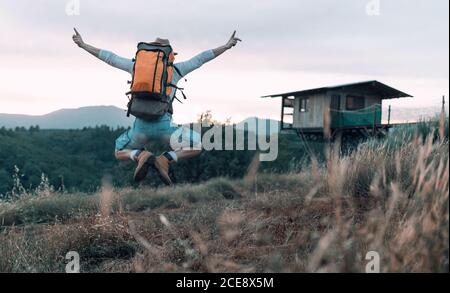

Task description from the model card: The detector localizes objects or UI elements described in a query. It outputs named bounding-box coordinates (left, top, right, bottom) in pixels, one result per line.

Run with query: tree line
left=0, top=124, right=310, bottom=198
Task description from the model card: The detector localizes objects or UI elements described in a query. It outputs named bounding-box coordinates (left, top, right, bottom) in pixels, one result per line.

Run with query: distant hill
left=382, top=106, right=449, bottom=123
left=0, top=106, right=133, bottom=129
left=235, top=117, right=280, bottom=135
left=0, top=106, right=281, bottom=132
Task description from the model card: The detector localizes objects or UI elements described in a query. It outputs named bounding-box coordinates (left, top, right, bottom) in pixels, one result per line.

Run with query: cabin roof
left=262, top=80, right=413, bottom=99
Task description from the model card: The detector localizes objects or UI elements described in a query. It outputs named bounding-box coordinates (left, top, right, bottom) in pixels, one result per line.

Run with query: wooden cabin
left=263, top=81, right=412, bottom=136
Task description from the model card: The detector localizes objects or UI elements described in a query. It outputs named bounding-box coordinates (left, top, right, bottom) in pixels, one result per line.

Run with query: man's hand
left=225, top=31, right=242, bottom=49
left=72, top=28, right=101, bottom=58
left=72, top=28, right=85, bottom=48
left=212, top=30, right=242, bottom=57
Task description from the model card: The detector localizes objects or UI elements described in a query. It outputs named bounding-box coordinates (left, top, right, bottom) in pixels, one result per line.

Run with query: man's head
left=151, top=37, right=177, bottom=54
left=152, top=37, right=170, bottom=46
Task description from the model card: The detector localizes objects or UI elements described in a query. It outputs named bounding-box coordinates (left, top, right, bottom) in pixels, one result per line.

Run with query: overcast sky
left=0, top=0, right=448, bottom=123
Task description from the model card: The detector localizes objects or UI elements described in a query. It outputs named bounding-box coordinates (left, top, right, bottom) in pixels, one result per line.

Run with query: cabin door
left=330, top=95, right=341, bottom=110
left=330, top=95, right=341, bottom=128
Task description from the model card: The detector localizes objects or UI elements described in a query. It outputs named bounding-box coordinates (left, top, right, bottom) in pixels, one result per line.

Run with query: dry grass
left=0, top=122, right=448, bottom=273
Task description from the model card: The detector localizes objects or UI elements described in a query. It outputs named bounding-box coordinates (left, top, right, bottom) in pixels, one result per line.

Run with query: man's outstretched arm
left=175, top=31, right=242, bottom=77
left=72, top=28, right=133, bottom=73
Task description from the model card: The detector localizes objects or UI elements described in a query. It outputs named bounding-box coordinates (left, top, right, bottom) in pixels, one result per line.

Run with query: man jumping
left=72, top=29, right=241, bottom=185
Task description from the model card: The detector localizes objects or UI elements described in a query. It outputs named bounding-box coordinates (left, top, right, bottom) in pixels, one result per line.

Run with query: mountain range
left=0, top=105, right=446, bottom=130
left=0, top=106, right=133, bottom=129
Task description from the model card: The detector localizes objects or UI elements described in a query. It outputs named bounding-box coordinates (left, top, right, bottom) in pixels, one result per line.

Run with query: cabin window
left=299, top=97, right=309, bottom=112
left=346, top=95, right=365, bottom=110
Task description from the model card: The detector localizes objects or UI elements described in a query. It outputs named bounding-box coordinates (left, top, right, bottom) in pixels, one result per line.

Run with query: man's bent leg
left=115, top=149, right=133, bottom=161
left=115, top=122, right=155, bottom=182
left=115, top=149, right=150, bottom=162
left=150, top=126, right=202, bottom=185
left=162, top=125, right=202, bottom=162
left=115, top=149, right=155, bottom=182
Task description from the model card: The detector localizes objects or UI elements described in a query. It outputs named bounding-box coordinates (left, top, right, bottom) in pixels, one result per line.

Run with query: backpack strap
left=126, top=94, right=133, bottom=117
left=172, top=96, right=183, bottom=104
left=167, top=83, right=187, bottom=104
left=167, top=65, right=188, bottom=104
left=172, top=65, right=183, bottom=78
left=170, top=65, right=187, bottom=83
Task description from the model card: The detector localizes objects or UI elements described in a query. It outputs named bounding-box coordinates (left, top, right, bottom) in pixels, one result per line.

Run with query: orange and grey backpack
left=126, top=42, right=185, bottom=120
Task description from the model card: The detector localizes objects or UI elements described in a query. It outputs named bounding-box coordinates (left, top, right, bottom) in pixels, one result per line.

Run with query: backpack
left=126, top=42, right=184, bottom=120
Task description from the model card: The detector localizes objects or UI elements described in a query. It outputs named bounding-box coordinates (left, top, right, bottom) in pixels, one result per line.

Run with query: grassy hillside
left=0, top=119, right=448, bottom=272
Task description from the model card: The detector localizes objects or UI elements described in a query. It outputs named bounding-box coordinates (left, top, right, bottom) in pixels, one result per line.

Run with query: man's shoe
left=152, top=155, right=173, bottom=186
left=133, top=151, right=155, bottom=182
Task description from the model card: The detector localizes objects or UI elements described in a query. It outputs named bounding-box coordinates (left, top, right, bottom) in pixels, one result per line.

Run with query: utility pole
left=440, top=95, right=447, bottom=141
left=442, top=95, right=446, bottom=113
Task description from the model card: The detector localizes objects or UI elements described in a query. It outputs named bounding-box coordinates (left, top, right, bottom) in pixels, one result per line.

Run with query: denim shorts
left=115, top=113, right=201, bottom=151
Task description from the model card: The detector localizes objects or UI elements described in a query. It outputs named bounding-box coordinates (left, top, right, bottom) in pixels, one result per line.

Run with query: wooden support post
left=372, top=105, right=377, bottom=136
left=388, top=105, right=391, bottom=126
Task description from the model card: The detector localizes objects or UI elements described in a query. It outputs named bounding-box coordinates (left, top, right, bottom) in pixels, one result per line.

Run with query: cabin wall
left=326, top=90, right=383, bottom=127
left=292, top=89, right=385, bottom=129
left=293, top=93, right=328, bottom=129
